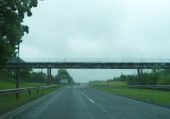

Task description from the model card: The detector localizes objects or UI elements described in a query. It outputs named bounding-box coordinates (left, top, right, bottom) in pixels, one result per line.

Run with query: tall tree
left=55, top=69, right=74, bottom=84
left=0, top=0, right=38, bottom=65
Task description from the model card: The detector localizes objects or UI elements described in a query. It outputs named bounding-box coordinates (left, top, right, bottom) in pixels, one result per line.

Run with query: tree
left=150, top=65, right=161, bottom=85
left=20, top=71, right=47, bottom=83
left=19, top=68, right=32, bottom=81
left=29, top=72, right=47, bottom=83
left=157, top=69, right=170, bottom=85
left=54, top=69, right=74, bottom=84
left=0, top=0, right=38, bottom=65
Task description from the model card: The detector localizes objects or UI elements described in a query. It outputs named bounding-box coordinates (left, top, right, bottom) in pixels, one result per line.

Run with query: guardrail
left=0, top=85, right=58, bottom=96
left=92, top=84, right=170, bottom=91
left=128, top=85, right=170, bottom=91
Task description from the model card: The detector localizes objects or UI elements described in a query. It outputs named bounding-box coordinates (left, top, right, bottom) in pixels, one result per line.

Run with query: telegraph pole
left=16, top=41, right=20, bottom=99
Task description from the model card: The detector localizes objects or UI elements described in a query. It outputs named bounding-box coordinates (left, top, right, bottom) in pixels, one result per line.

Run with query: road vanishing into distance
left=9, top=86, right=170, bottom=119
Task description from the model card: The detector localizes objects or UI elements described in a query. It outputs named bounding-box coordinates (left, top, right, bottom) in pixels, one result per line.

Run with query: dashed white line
left=88, top=98, right=95, bottom=104
left=80, top=91, right=96, bottom=104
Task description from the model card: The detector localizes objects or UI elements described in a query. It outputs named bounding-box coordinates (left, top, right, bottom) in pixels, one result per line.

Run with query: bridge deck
left=4, top=62, right=170, bottom=69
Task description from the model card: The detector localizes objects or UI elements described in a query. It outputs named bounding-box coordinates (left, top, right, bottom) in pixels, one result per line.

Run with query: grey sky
left=21, top=0, right=170, bottom=82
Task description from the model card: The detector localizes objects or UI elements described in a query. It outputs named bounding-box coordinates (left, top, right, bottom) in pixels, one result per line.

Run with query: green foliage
left=0, top=71, right=45, bottom=89
left=0, top=69, right=47, bottom=84
left=19, top=69, right=47, bottom=83
left=89, top=81, right=127, bottom=87
left=29, top=72, right=47, bottom=83
left=127, top=72, right=158, bottom=85
left=19, top=68, right=32, bottom=81
left=157, top=70, right=170, bottom=85
left=0, top=0, right=38, bottom=65
left=108, top=68, right=170, bottom=85
left=54, top=69, right=74, bottom=84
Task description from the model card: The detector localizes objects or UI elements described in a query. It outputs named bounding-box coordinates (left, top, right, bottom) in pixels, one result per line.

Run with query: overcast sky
left=21, top=0, right=170, bottom=82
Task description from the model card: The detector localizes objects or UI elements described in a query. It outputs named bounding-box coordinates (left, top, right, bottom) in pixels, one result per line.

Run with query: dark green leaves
left=55, top=69, right=74, bottom=84
left=0, top=0, right=38, bottom=65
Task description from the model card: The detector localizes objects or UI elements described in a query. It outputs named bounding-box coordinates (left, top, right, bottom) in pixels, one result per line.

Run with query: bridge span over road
left=4, top=58, right=170, bottom=69
left=3, top=58, right=170, bottom=84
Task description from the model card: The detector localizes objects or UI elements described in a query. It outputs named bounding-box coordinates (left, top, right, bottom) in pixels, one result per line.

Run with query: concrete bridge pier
left=47, top=68, right=51, bottom=85
left=137, top=68, right=143, bottom=80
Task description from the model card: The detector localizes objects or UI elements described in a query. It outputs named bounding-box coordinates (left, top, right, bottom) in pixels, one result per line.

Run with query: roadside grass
left=0, top=74, right=46, bottom=89
left=0, top=81, right=45, bottom=89
left=0, top=72, right=62, bottom=115
left=89, top=81, right=127, bottom=87
left=0, top=86, right=61, bottom=115
left=90, top=81, right=170, bottom=107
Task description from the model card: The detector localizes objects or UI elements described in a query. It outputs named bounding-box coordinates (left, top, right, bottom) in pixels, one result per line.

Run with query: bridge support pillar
left=137, top=69, right=143, bottom=80
left=47, top=68, right=51, bottom=85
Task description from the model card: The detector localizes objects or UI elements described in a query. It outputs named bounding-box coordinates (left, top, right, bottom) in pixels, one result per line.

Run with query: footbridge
left=3, top=58, right=170, bottom=85
left=5, top=58, right=170, bottom=69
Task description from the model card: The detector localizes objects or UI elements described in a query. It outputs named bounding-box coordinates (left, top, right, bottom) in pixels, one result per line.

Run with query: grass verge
left=90, top=81, right=127, bottom=87
left=0, top=74, right=46, bottom=90
left=90, top=81, right=170, bottom=107
left=0, top=81, right=45, bottom=90
left=0, top=86, right=62, bottom=115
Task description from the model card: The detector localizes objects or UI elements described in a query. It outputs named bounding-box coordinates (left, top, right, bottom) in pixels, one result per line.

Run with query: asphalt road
left=10, top=86, right=170, bottom=119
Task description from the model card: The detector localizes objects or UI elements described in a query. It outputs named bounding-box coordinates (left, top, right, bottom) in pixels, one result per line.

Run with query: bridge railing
left=19, top=58, right=170, bottom=63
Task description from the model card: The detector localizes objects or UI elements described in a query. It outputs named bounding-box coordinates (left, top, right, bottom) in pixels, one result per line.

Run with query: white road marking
left=88, top=98, right=95, bottom=104
left=80, top=91, right=96, bottom=104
